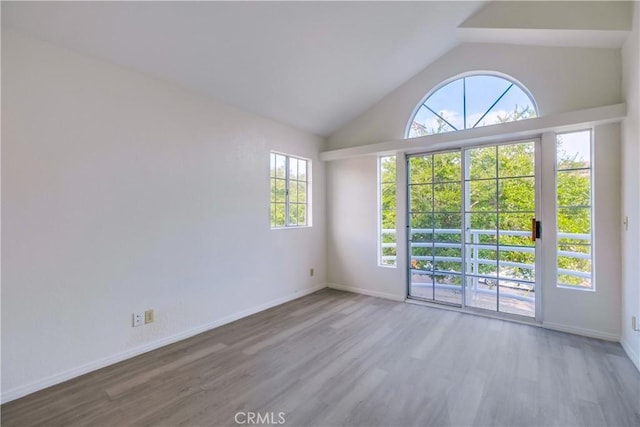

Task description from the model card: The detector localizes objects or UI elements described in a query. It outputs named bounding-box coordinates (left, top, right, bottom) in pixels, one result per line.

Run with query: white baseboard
left=1, top=283, right=327, bottom=404
left=542, top=321, right=620, bottom=342
left=327, top=283, right=405, bottom=302
left=620, top=337, right=640, bottom=372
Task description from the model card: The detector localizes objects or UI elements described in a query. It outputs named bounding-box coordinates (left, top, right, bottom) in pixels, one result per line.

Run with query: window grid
left=270, top=153, right=309, bottom=228
left=556, top=130, right=593, bottom=289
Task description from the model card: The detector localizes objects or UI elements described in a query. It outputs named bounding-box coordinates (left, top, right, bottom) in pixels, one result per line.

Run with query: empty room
left=2, top=1, right=640, bottom=426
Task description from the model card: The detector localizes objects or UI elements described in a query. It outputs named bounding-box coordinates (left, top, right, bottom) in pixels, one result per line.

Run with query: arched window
left=406, top=73, right=538, bottom=138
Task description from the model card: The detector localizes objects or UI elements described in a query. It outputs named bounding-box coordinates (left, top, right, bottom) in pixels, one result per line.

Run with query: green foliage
left=496, top=104, right=537, bottom=123
left=381, top=157, right=397, bottom=263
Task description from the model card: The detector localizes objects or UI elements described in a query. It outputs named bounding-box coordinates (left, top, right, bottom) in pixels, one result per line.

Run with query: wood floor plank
left=2, top=289, right=639, bottom=427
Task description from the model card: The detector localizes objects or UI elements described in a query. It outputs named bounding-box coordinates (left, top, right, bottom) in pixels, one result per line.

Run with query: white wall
left=326, top=156, right=405, bottom=301
left=621, top=1, right=640, bottom=369
left=1, top=30, right=327, bottom=402
left=326, top=42, right=624, bottom=340
left=328, top=43, right=621, bottom=150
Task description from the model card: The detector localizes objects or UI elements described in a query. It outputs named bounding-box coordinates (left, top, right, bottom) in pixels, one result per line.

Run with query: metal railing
left=381, top=228, right=591, bottom=299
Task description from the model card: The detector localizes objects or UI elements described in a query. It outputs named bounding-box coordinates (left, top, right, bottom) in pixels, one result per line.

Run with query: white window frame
left=270, top=152, right=311, bottom=229
left=378, top=155, right=397, bottom=267
left=554, top=129, right=594, bottom=291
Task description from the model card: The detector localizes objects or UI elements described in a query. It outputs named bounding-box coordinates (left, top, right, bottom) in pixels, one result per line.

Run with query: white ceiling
left=2, top=1, right=487, bottom=137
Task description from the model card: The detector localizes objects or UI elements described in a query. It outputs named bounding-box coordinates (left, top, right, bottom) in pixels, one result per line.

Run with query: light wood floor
left=2, top=289, right=639, bottom=426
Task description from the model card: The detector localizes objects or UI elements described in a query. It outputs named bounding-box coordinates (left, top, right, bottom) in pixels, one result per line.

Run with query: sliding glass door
left=407, top=140, right=539, bottom=318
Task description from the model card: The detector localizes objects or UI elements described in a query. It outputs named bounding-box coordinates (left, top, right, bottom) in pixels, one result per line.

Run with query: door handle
left=531, top=218, right=541, bottom=240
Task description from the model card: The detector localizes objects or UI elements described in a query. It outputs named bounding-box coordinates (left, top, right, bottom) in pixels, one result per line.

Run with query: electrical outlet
left=132, top=312, right=144, bottom=327
left=145, top=309, right=154, bottom=324
left=310, top=268, right=314, bottom=277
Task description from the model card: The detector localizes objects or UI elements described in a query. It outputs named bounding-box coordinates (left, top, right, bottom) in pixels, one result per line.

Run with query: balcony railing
left=381, top=228, right=591, bottom=298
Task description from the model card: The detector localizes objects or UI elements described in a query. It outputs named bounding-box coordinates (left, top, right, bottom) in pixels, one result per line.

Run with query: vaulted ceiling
left=2, top=1, right=632, bottom=137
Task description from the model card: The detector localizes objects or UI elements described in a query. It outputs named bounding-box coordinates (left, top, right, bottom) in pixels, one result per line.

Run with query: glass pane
left=558, top=243, right=591, bottom=255
left=409, top=156, right=433, bottom=184
left=289, top=158, right=298, bottom=180
left=558, top=207, right=591, bottom=235
left=270, top=204, right=275, bottom=228
left=499, top=248, right=535, bottom=282
left=468, top=248, right=498, bottom=277
left=274, top=179, right=286, bottom=203
left=465, top=276, right=497, bottom=311
left=433, top=152, right=461, bottom=182
left=434, top=182, right=461, bottom=212
left=499, top=177, right=535, bottom=212
left=273, top=203, right=286, bottom=227
left=500, top=258, right=536, bottom=282
left=424, top=78, right=464, bottom=131
left=557, top=170, right=591, bottom=208
left=410, top=213, right=433, bottom=237
left=558, top=255, right=591, bottom=273
left=382, top=213, right=396, bottom=239
left=558, top=271, right=591, bottom=288
left=466, top=213, right=497, bottom=244
left=380, top=156, right=396, bottom=184
left=381, top=253, right=396, bottom=267
left=498, top=142, right=535, bottom=177
left=297, top=181, right=307, bottom=204
left=468, top=180, right=497, bottom=212
left=298, top=159, right=307, bottom=181
left=482, top=86, right=537, bottom=128
left=275, top=154, right=286, bottom=179
left=499, top=281, right=535, bottom=317
left=381, top=183, right=396, bottom=211
left=467, top=146, right=496, bottom=180
left=411, top=257, right=433, bottom=273
left=409, top=184, right=432, bottom=213
left=297, top=204, right=307, bottom=226
left=270, top=153, right=276, bottom=177
left=434, top=246, right=462, bottom=273
left=411, top=231, right=433, bottom=244
left=409, top=107, right=456, bottom=137
left=435, top=274, right=462, bottom=304
left=410, top=272, right=434, bottom=300
left=271, top=178, right=276, bottom=202
left=557, top=130, right=591, bottom=170
left=414, top=257, right=434, bottom=273
left=289, top=181, right=298, bottom=203
left=289, top=204, right=298, bottom=226
left=499, top=213, right=535, bottom=247
left=434, top=213, right=461, bottom=242
left=464, top=75, right=512, bottom=129
left=412, top=245, right=433, bottom=266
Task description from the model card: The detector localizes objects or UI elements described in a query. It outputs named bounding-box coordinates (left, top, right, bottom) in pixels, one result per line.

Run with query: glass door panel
left=464, top=142, right=536, bottom=317
left=408, top=140, right=538, bottom=318
left=408, top=151, right=463, bottom=305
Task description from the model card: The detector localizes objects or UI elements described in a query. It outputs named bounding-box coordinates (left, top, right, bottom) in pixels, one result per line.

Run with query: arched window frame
left=405, top=71, right=539, bottom=139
